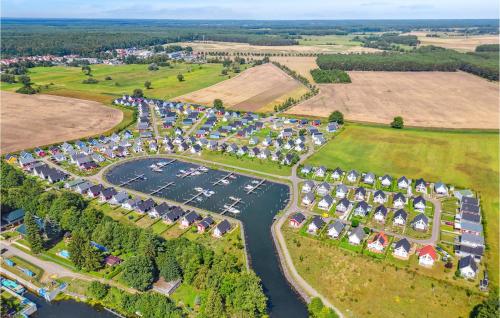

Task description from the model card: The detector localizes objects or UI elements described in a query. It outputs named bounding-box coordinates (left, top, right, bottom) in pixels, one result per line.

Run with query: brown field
left=1, top=92, right=123, bottom=153
left=408, top=32, right=499, bottom=52
left=173, top=41, right=379, bottom=55
left=286, top=71, right=499, bottom=129
left=176, top=63, right=306, bottom=111
left=270, top=56, right=318, bottom=81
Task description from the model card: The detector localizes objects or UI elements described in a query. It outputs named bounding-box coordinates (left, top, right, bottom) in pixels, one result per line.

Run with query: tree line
left=1, top=163, right=267, bottom=318
left=310, top=69, right=351, bottom=83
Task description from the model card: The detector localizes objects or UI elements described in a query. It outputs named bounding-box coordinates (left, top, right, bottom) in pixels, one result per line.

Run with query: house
left=335, top=184, right=348, bottom=199
left=163, top=207, right=185, bottom=224
left=249, top=136, right=259, bottom=145
left=373, top=190, right=387, bottom=204
left=434, top=182, right=448, bottom=195
left=354, top=187, right=366, bottom=201
left=109, top=191, right=129, bottom=205
left=136, top=199, right=155, bottom=214
left=331, top=168, right=343, bottom=180
left=367, top=231, right=389, bottom=252
left=393, top=238, right=411, bottom=259
left=363, top=172, right=375, bottom=185
left=318, top=195, right=334, bottom=211
left=122, top=198, right=141, bottom=210
left=460, top=233, right=485, bottom=248
left=418, top=245, right=437, bottom=266
left=381, top=175, right=392, bottom=187
left=353, top=201, right=369, bottom=217
left=314, top=166, right=327, bottom=178
left=178, top=142, right=189, bottom=152
left=87, top=184, right=104, bottom=198
left=308, top=216, right=325, bottom=234
left=302, top=181, right=315, bottom=193
left=411, top=214, right=429, bottom=231
left=180, top=211, right=200, bottom=228
left=348, top=227, right=366, bottom=245
left=459, top=255, right=478, bottom=278
left=249, top=147, right=260, bottom=158
left=393, top=209, right=408, bottom=226
left=302, top=193, right=315, bottom=206
left=257, top=149, right=271, bottom=159
left=336, top=198, right=351, bottom=213
left=290, top=212, right=306, bottom=228
left=326, top=122, right=339, bottom=132
left=190, top=144, right=202, bottom=155
left=456, top=244, right=484, bottom=262
left=373, top=205, right=388, bottom=222
left=415, top=178, right=427, bottom=193
left=149, top=202, right=169, bottom=218
left=213, top=220, right=231, bottom=238
left=459, top=220, right=483, bottom=236
left=74, top=181, right=93, bottom=194
left=413, top=196, right=426, bottom=211
left=294, top=143, right=306, bottom=152
left=271, top=151, right=281, bottom=162
left=346, top=170, right=359, bottom=183
left=1, top=208, right=25, bottom=231
left=327, top=220, right=345, bottom=238
left=99, top=187, right=117, bottom=202
left=282, top=154, right=294, bottom=166
left=316, top=182, right=331, bottom=196
left=397, top=176, right=409, bottom=189
left=197, top=216, right=214, bottom=233
left=314, top=135, right=326, bottom=145
left=392, top=193, right=406, bottom=209
left=104, top=255, right=123, bottom=267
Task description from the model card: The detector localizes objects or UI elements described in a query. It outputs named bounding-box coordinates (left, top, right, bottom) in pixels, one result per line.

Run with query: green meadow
left=305, top=123, right=499, bottom=286
left=2, top=63, right=231, bottom=104
left=298, top=34, right=363, bottom=46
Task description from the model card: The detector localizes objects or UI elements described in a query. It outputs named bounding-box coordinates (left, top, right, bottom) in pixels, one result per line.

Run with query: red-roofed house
left=418, top=245, right=438, bottom=267
left=367, top=231, right=389, bottom=253
left=104, top=255, right=122, bottom=266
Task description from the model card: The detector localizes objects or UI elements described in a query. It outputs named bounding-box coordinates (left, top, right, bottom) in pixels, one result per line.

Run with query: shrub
left=391, top=116, right=404, bottom=129
left=328, top=111, right=344, bottom=124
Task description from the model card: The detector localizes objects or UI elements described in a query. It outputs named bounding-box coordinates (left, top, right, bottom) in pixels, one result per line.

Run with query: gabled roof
left=328, top=220, right=345, bottom=233
left=310, top=216, right=325, bottom=229
left=395, top=238, right=411, bottom=252
left=418, top=245, right=437, bottom=260
left=216, top=219, right=231, bottom=233
left=350, top=227, right=366, bottom=240
left=373, top=190, right=386, bottom=198
left=291, top=212, right=306, bottom=224
left=374, top=205, right=388, bottom=216
left=393, top=209, right=408, bottom=220
left=412, top=213, right=429, bottom=225
left=459, top=255, right=478, bottom=272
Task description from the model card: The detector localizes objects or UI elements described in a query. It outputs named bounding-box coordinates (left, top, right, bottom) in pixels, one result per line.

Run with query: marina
left=148, top=182, right=175, bottom=195
left=105, top=158, right=307, bottom=318
left=118, top=174, right=145, bottom=186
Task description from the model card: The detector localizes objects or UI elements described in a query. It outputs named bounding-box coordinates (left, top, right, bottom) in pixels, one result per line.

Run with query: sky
left=2, top=0, right=499, bottom=19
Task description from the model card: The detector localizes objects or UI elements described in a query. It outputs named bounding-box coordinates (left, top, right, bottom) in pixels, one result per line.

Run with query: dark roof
left=395, top=238, right=411, bottom=252
left=374, top=190, right=386, bottom=198
left=355, top=187, right=366, bottom=196
left=461, top=203, right=480, bottom=214
left=137, top=198, right=155, bottom=212
left=101, top=187, right=117, bottom=198
left=413, top=196, right=426, bottom=205
left=311, top=216, right=325, bottom=228
left=393, top=209, right=408, bottom=220
left=356, top=201, right=369, bottom=211
left=412, top=213, right=429, bottom=224
left=88, top=184, right=104, bottom=195
left=199, top=216, right=214, bottom=228
left=165, top=207, right=185, bottom=221
left=153, top=202, right=170, bottom=214
left=374, top=205, right=388, bottom=216
left=1, top=208, right=25, bottom=226
left=415, top=178, right=426, bottom=186
left=393, top=192, right=406, bottom=201
left=291, top=213, right=306, bottom=224
left=458, top=244, right=484, bottom=256
left=459, top=255, right=478, bottom=272
left=337, top=198, right=350, bottom=208
left=216, top=220, right=231, bottom=233
left=461, top=212, right=481, bottom=223
left=183, top=211, right=200, bottom=223
left=461, top=197, right=479, bottom=206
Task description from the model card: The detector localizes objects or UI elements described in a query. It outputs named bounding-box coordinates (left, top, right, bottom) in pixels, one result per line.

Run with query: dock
left=149, top=182, right=175, bottom=195
left=212, top=172, right=234, bottom=185
left=245, top=179, right=265, bottom=194
left=183, top=192, right=204, bottom=204
left=119, top=174, right=145, bottom=186
left=220, top=197, right=242, bottom=215
left=178, top=167, right=207, bottom=179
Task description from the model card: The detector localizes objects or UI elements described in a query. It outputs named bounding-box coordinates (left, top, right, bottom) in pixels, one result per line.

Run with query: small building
left=367, top=231, right=389, bottom=253
left=302, top=193, right=315, bottom=206
left=197, top=216, right=214, bottom=233
left=348, top=227, right=366, bottom=245
left=393, top=209, right=408, bottom=226
left=418, top=245, right=437, bottom=267
left=373, top=205, right=388, bottom=223
left=327, top=220, right=345, bottom=239
left=411, top=214, right=429, bottom=231
left=1, top=208, right=25, bottom=231
left=318, top=195, right=334, bottom=211
left=104, top=255, right=122, bottom=266
left=290, top=212, right=306, bottom=228
left=459, top=255, right=478, bottom=279
left=393, top=238, right=411, bottom=259
left=308, top=216, right=325, bottom=234
left=213, top=220, right=231, bottom=238
left=180, top=211, right=200, bottom=228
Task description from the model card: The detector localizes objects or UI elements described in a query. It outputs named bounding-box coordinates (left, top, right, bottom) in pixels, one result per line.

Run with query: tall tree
left=157, top=252, right=181, bottom=282
left=391, top=116, right=404, bottom=129
left=203, top=290, right=225, bottom=318
left=68, top=229, right=87, bottom=269
left=24, top=212, right=44, bottom=254
left=82, top=243, right=102, bottom=272
left=177, top=73, right=184, bottom=82
left=122, top=256, right=155, bottom=291
left=328, top=110, right=344, bottom=124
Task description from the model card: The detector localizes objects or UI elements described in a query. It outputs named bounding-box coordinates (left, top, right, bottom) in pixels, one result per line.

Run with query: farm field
left=177, top=63, right=306, bottom=112
left=1, top=63, right=230, bottom=104
left=0, top=92, right=123, bottom=153
left=270, top=56, right=318, bottom=81
left=286, top=71, right=499, bottom=129
left=282, top=225, right=485, bottom=318
left=408, top=32, right=499, bottom=52
left=173, top=40, right=379, bottom=55
left=305, top=123, right=499, bottom=286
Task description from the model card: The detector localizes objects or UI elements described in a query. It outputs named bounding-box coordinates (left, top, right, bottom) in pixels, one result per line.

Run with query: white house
left=459, top=255, right=478, bottom=279
left=318, top=195, right=334, bottom=210
left=348, top=227, right=366, bottom=245
left=418, top=245, right=437, bottom=267
left=327, top=220, right=345, bottom=239
left=393, top=238, right=411, bottom=259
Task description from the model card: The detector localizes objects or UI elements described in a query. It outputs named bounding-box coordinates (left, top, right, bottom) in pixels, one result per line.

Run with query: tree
left=132, top=88, right=144, bottom=98
left=156, top=252, right=181, bottom=282
left=470, top=289, right=499, bottom=318
left=122, top=256, right=155, bottom=291
left=87, top=281, right=109, bottom=299
left=213, top=99, right=224, bottom=110
left=1, top=74, right=16, bottom=83
left=68, top=230, right=87, bottom=269
left=221, top=68, right=228, bottom=76
left=24, top=212, right=44, bottom=254
left=144, top=81, right=152, bottom=89
left=391, top=116, right=404, bottom=129
left=81, top=65, right=91, bottom=76
left=203, top=290, right=225, bottom=318
left=18, top=75, right=31, bottom=87
left=82, top=243, right=102, bottom=271
left=177, top=73, right=184, bottom=82
left=328, top=110, right=344, bottom=124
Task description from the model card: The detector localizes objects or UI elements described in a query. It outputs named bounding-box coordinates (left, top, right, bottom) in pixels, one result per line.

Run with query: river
left=105, top=158, right=308, bottom=318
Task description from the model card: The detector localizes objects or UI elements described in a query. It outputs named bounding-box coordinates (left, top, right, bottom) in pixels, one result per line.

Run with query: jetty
left=178, top=167, right=207, bottom=179
left=149, top=182, right=175, bottom=195
left=183, top=192, right=204, bottom=204
left=212, top=172, right=234, bottom=185
left=159, top=159, right=176, bottom=167
left=245, top=179, right=265, bottom=194
left=119, top=174, right=145, bottom=186
left=221, top=197, right=242, bottom=215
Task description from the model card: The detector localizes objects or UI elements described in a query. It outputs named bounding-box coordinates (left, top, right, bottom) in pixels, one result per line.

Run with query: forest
left=353, top=33, right=419, bottom=51
left=2, top=19, right=498, bottom=57
left=316, top=46, right=499, bottom=81
left=1, top=163, right=266, bottom=318
left=310, top=69, right=351, bottom=83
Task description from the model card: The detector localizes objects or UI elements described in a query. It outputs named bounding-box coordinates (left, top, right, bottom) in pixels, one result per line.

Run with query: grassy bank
left=304, top=123, right=499, bottom=287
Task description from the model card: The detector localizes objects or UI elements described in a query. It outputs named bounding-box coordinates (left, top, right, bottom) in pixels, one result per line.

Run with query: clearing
left=176, top=63, right=307, bottom=112
left=270, top=56, right=318, bottom=82
left=1, top=63, right=231, bottom=104
left=408, top=32, right=499, bottom=52
left=304, top=123, right=499, bottom=287
left=0, top=92, right=123, bottom=153
left=286, top=71, right=499, bottom=129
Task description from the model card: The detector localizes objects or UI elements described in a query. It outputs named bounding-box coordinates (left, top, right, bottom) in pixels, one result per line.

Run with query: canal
left=105, top=158, right=308, bottom=318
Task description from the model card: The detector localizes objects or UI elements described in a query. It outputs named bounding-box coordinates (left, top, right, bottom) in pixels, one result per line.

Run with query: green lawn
left=305, top=123, right=499, bottom=286
left=3, top=63, right=231, bottom=104
left=298, top=35, right=363, bottom=47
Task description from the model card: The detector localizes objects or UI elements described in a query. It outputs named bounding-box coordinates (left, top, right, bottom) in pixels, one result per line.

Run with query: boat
left=192, top=171, right=201, bottom=176
left=244, top=184, right=253, bottom=190
left=199, top=166, right=209, bottom=172
left=251, top=180, right=260, bottom=184
left=229, top=196, right=240, bottom=201
left=149, top=164, right=158, bottom=169
left=228, top=207, right=240, bottom=214
left=221, top=179, right=230, bottom=185
left=158, top=161, right=168, bottom=167
left=196, top=197, right=203, bottom=202
left=229, top=175, right=237, bottom=179
left=152, top=167, right=163, bottom=172
left=179, top=169, right=186, bottom=173
left=194, top=187, right=204, bottom=192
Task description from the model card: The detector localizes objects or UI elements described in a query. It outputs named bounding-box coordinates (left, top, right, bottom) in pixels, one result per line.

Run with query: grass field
left=305, top=123, right=499, bottom=286
left=298, top=34, right=363, bottom=46
left=2, top=63, right=230, bottom=104
left=408, top=32, right=499, bottom=52
left=283, top=225, right=484, bottom=318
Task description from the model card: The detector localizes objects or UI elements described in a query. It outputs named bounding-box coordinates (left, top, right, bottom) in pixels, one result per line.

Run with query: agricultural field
left=270, top=56, right=318, bottom=81
left=305, top=123, right=499, bottom=286
left=0, top=92, right=123, bottom=153
left=286, top=71, right=499, bottom=129
left=408, top=31, right=499, bottom=52
left=177, top=63, right=307, bottom=112
left=1, top=63, right=230, bottom=104
left=282, top=225, right=485, bottom=318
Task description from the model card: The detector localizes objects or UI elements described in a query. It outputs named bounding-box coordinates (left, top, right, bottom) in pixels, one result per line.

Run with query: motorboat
left=149, top=163, right=158, bottom=169
left=221, top=179, right=230, bottom=185
left=244, top=184, right=253, bottom=190
left=228, top=207, right=240, bottom=214
left=152, top=167, right=163, bottom=172
left=199, top=166, right=209, bottom=172
left=194, top=187, right=204, bottom=192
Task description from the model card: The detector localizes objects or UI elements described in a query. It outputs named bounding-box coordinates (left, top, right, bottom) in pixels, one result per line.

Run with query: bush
left=16, top=85, right=38, bottom=94
left=391, top=116, right=404, bottom=129
left=351, top=219, right=359, bottom=227
left=177, top=73, right=184, bottom=82
left=82, top=77, right=99, bottom=84
left=87, top=281, right=109, bottom=299
left=311, top=69, right=351, bottom=83
left=105, top=76, right=112, bottom=80
left=328, top=111, right=344, bottom=124
left=132, top=88, right=144, bottom=98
